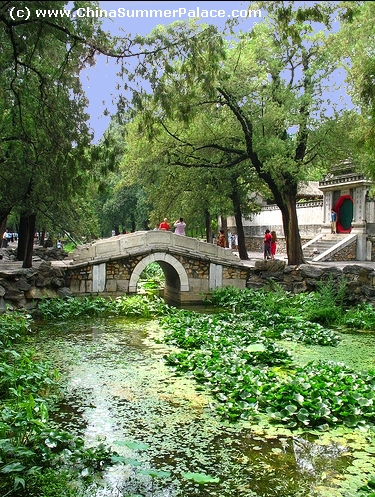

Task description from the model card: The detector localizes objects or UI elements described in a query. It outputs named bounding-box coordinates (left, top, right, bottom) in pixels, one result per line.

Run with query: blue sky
left=81, top=1, right=348, bottom=143
left=81, top=1, right=266, bottom=141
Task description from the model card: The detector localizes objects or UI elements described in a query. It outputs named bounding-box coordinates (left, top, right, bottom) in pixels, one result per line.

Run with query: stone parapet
left=69, top=231, right=239, bottom=265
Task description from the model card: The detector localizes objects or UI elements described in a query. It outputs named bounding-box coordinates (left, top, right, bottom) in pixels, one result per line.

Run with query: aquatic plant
left=37, top=295, right=173, bottom=320
left=205, top=278, right=349, bottom=327
left=342, top=303, right=375, bottom=330
left=0, top=313, right=116, bottom=497
left=162, top=288, right=375, bottom=428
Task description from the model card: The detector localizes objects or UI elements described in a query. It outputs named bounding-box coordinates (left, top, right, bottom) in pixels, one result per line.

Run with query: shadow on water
left=31, top=318, right=361, bottom=497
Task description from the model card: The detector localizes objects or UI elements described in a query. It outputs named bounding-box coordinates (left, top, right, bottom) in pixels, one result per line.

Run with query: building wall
left=227, top=201, right=323, bottom=252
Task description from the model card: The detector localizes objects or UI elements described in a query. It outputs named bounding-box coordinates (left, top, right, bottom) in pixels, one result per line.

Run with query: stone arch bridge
left=67, top=231, right=249, bottom=305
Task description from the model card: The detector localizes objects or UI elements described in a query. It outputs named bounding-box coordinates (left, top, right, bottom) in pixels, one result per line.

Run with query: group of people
left=263, top=229, right=277, bottom=260
left=155, top=217, right=186, bottom=235
left=1, top=229, right=18, bottom=248
left=151, top=221, right=281, bottom=260
left=216, top=230, right=238, bottom=249
left=216, top=227, right=278, bottom=259
left=228, top=231, right=238, bottom=249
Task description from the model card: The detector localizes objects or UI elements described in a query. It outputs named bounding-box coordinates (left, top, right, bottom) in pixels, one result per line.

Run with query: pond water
left=30, top=318, right=375, bottom=497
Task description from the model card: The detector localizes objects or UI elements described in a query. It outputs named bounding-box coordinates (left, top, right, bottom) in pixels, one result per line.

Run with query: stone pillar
left=92, top=263, right=106, bottom=292
left=322, top=190, right=333, bottom=234
left=209, top=263, right=223, bottom=289
left=352, top=186, right=367, bottom=227
left=352, top=186, right=368, bottom=260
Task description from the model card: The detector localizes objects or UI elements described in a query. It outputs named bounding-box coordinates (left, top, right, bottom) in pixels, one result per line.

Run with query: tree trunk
left=219, top=215, right=227, bottom=233
left=204, top=209, right=211, bottom=243
left=17, top=212, right=36, bottom=267
left=230, top=183, right=249, bottom=260
left=278, top=194, right=304, bottom=265
left=40, top=228, right=46, bottom=246
left=0, top=218, right=7, bottom=239
left=22, top=213, right=36, bottom=268
left=17, top=214, right=28, bottom=261
left=0, top=208, right=11, bottom=228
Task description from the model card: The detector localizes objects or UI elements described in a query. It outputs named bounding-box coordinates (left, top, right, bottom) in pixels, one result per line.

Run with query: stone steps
left=303, top=235, right=348, bottom=261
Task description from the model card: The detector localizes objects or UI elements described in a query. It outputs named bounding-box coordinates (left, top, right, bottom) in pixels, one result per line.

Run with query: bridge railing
left=70, top=230, right=239, bottom=265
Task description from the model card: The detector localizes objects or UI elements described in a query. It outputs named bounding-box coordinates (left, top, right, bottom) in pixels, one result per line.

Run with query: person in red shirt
left=159, top=218, right=170, bottom=231
left=264, top=229, right=272, bottom=260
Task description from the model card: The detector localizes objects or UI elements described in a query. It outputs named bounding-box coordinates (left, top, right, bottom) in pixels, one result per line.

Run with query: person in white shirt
left=174, top=218, right=186, bottom=235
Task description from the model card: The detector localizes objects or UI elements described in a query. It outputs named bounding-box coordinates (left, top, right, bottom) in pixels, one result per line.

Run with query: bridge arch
left=128, top=252, right=189, bottom=299
left=68, top=231, right=247, bottom=304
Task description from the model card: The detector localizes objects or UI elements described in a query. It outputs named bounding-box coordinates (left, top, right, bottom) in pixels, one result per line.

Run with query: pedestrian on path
left=2, top=230, right=8, bottom=248
left=217, top=229, right=227, bottom=248
left=331, top=209, right=337, bottom=234
left=263, top=229, right=272, bottom=260
left=270, top=231, right=277, bottom=260
left=159, top=218, right=170, bottom=230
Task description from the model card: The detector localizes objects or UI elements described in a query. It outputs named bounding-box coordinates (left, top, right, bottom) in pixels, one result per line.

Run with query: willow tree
left=335, top=1, right=375, bottom=174
left=121, top=118, right=231, bottom=241
left=124, top=2, right=348, bottom=265
left=0, top=1, right=201, bottom=266
left=0, top=2, right=106, bottom=264
left=122, top=100, right=266, bottom=258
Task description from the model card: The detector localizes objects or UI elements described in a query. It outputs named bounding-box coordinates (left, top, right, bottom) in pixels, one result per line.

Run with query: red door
left=334, top=195, right=353, bottom=233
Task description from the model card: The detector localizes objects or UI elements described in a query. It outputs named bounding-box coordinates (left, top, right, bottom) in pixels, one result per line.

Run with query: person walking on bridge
left=174, top=218, right=186, bottom=235
left=159, top=218, right=170, bottom=231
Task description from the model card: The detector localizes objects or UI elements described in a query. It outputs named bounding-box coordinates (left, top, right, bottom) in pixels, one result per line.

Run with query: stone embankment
left=0, top=247, right=71, bottom=312
left=1, top=247, right=375, bottom=311
left=248, top=260, right=375, bottom=303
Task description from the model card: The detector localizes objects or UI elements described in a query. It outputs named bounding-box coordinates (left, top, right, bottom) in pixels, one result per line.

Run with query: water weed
left=161, top=286, right=375, bottom=427
left=0, top=313, right=116, bottom=497
left=37, top=294, right=173, bottom=320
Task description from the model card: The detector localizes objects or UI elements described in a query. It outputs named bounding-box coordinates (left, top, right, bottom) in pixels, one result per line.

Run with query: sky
left=79, top=1, right=347, bottom=143
left=81, top=1, right=268, bottom=142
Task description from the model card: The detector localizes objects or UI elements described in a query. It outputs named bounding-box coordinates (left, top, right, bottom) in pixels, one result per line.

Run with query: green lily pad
left=114, top=440, right=150, bottom=450
left=138, top=469, right=171, bottom=478
left=182, top=472, right=220, bottom=484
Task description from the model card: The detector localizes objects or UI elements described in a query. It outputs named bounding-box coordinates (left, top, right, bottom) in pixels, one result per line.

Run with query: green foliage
left=139, top=262, right=165, bottom=282
left=112, top=295, right=172, bottom=318
left=26, top=469, right=82, bottom=497
left=358, top=475, right=375, bottom=497
left=138, top=262, right=165, bottom=296
left=37, top=295, right=173, bottom=321
left=0, top=312, right=32, bottom=347
left=264, top=361, right=375, bottom=430
left=342, top=303, right=375, bottom=330
left=123, top=2, right=353, bottom=264
left=301, top=276, right=348, bottom=325
left=0, top=1, right=113, bottom=247
left=206, top=279, right=349, bottom=329
left=182, top=472, right=220, bottom=484
left=37, top=296, right=110, bottom=320
left=61, top=242, right=77, bottom=253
